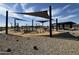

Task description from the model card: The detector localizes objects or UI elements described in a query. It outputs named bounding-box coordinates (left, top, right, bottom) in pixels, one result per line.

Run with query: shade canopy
left=36, top=20, right=49, bottom=23
left=13, top=17, right=30, bottom=22
left=16, top=10, right=50, bottom=19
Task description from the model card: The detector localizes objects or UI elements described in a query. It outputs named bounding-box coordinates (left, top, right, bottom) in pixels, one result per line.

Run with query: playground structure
left=5, top=6, right=53, bottom=37
left=1, top=5, right=78, bottom=37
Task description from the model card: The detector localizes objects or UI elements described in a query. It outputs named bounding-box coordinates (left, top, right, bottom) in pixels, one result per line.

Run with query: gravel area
left=0, top=32, right=79, bottom=55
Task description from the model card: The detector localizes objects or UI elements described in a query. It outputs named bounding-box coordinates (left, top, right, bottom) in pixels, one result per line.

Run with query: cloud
left=0, top=3, right=11, bottom=9
left=41, top=7, right=48, bottom=11
left=0, top=6, right=7, bottom=16
left=62, top=4, right=71, bottom=10
left=52, top=14, right=77, bottom=23
left=52, top=4, right=71, bottom=16
left=60, top=14, right=77, bottom=20
left=20, top=3, right=28, bottom=12
left=0, top=3, right=22, bottom=18
left=52, top=8, right=61, bottom=16
left=67, top=9, right=79, bottom=13
left=13, top=3, right=18, bottom=11
left=25, top=6, right=35, bottom=12
left=52, top=16, right=62, bottom=19
left=23, top=6, right=36, bottom=19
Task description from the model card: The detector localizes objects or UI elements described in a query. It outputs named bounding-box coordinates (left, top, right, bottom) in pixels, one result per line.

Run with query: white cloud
left=0, top=6, right=7, bottom=16
left=52, top=4, right=71, bottom=16
left=0, top=3, right=22, bottom=18
left=60, top=14, right=77, bottom=20
left=25, top=7, right=35, bottom=12
left=23, top=7, right=36, bottom=19
left=52, top=16, right=62, bottom=19
left=62, top=4, right=71, bottom=10
left=41, top=8, right=48, bottom=11
left=67, top=9, right=79, bottom=13
left=51, top=4, right=77, bottom=23
left=13, top=3, right=18, bottom=11
left=52, top=14, right=77, bottom=23
left=52, top=8, right=61, bottom=16
left=20, top=3, right=27, bottom=11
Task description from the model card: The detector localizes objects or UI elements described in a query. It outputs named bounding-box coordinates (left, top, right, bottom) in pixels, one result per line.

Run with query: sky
left=0, top=3, right=79, bottom=27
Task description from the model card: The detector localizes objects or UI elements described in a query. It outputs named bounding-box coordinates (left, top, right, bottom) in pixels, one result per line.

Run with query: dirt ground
left=0, top=30, right=79, bottom=55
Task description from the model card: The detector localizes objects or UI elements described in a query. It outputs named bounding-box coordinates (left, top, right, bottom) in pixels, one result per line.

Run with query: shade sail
left=36, top=20, right=49, bottom=23
left=13, top=17, right=30, bottom=22
left=16, top=10, right=50, bottom=19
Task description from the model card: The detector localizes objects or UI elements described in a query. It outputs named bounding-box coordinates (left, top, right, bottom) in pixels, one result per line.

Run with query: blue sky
left=0, top=3, right=79, bottom=27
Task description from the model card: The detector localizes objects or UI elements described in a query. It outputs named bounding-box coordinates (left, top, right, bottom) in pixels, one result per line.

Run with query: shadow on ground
left=5, top=32, right=79, bottom=41
left=39, top=32, right=79, bottom=41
